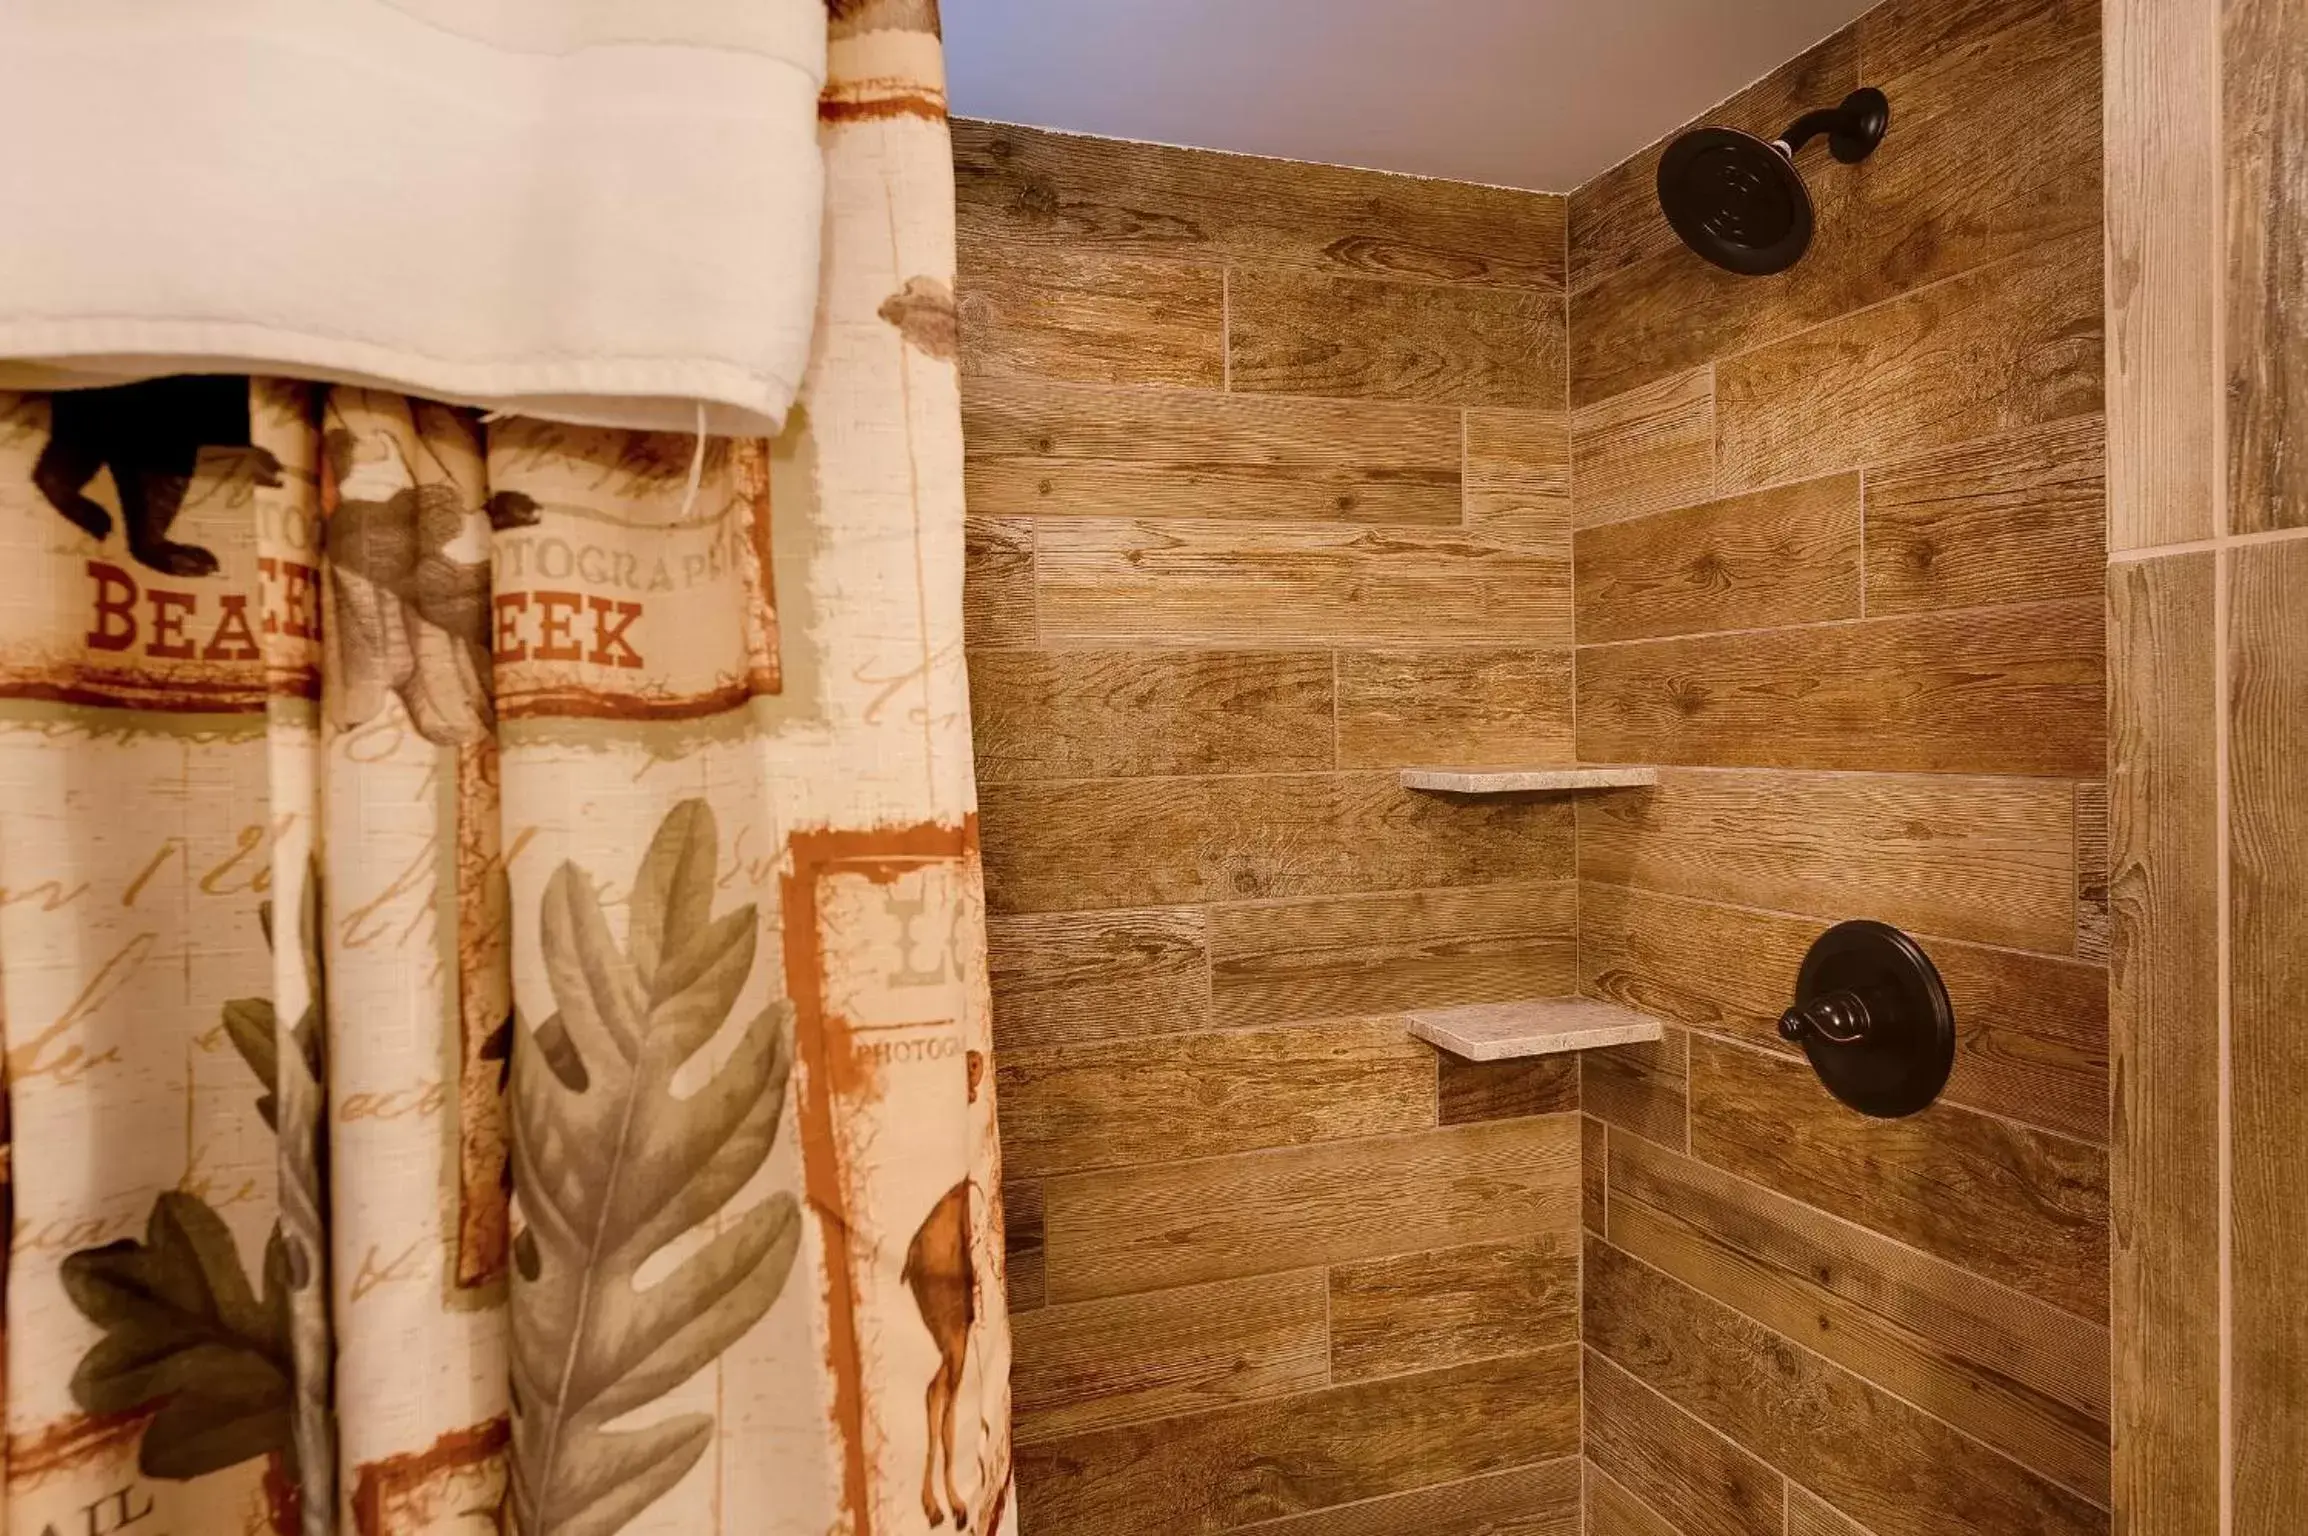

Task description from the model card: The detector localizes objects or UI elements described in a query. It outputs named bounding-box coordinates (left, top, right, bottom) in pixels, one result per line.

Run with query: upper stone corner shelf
left=1407, top=997, right=1665, bottom=1062
left=1398, top=765, right=1659, bottom=794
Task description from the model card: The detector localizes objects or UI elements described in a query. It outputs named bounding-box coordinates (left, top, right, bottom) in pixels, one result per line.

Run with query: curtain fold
left=0, top=4, right=1009, bottom=1532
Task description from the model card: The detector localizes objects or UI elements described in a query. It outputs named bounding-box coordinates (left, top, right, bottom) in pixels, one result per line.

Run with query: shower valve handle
left=1778, top=989, right=1873, bottom=1046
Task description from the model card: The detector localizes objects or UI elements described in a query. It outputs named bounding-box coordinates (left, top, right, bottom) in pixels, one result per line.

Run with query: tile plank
left=1042, top=1115, right=1580, bottom=1302
left=1584, top=1460, right=1684, bottom=1536
left=1328, top=1234, right=1578, bottom=1383
left=1575, top=768, right=2076, bottom=952
left=1571, top=368, right=1717, bottom=530
left=1439, top=1055, right=1582, bottom=1125
left=1581, top=1027, right=1689, bottom=1150
left=997, top=1017, right=1436, bottom=1179
left=2229, top=539, right=2308, bottom=1512
left=983, top=771, right=1575, bottom=915
left=2224, top=0, right=2308, bottom=532
left=1006, top=1178, right=1046, bottom=1312
left=1233, top=1461, right=1582, bottom=1536
left=1466, top=408, right=1574, bottom=548
left=1583, top=1116, right=1608, bottom=1234
left=958, top=238, right=1223, bottom=388
left=1574, top=474, right=1862, bottom=643
left=955, top=118, right=1566, bottom=292
left=1686, top=1035, right=2108, bottom=1319
left=968, top=648, right=1334, bottom=783
left=2074, top=781, right=2111, bottom=964
left=1713, top=235, right=2102, bottom=494
left=2105, top=553, right=2221, bottom=1525
left=1579, top=883, right=2108, bottom=1144
left=1574, top=599, right=2106, bottom=778
left=1607, top=1135, right=2110, bottom=1503
left=1786, top=1487, right=1876, bottom=1536
left=1014, top=1348, right=1582, bottom=1536
left=1036, top=518, right=1571, bottom=648
left=1010, top=1269, right=1329, bottom=1444
left=964, top=514, right=1035, bottom=647
left=986, top=907, right=1209, bottom=1053
left=962, top=378, right=1465, bottom=526
left=1229, top=268, right=1566, bottom=409
left=1863, top=418, right=2107, bottom=617
left=1335, top=647, right=1574, bottom=770
left=1209, top=882, right=1579, bottom=1029
left=1583, top=1348, right=1783, bottom=1536
left=1586, top=1238, right=2108, bottom=1536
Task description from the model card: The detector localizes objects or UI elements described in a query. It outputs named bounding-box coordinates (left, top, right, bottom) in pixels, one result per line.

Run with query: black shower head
left=1657, top=87, right=1889, bottom=277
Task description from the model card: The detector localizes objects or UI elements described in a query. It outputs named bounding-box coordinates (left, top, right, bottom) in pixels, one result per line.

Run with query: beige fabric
left=0, top=0, right=827, bottom=436
left=0, top=7, right=1009, bottom=1533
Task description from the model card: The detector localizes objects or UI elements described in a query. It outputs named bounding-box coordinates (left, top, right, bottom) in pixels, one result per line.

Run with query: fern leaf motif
left=508, top=800, right=800, bottom=1536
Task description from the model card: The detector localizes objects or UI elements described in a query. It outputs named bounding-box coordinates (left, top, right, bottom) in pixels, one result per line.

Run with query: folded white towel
left=0, top=0, right=827, bottom=436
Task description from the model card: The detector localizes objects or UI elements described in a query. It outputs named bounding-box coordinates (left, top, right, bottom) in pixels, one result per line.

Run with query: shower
left=1656, top=86, right=1890, bottom=274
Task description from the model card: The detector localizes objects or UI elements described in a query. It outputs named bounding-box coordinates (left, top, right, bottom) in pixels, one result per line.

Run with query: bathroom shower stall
left=949, top=0, right=2302, bottom=1530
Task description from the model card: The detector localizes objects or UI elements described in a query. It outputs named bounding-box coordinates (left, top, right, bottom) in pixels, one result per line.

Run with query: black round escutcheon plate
left=1780, top=920, right=1954, bottom=1118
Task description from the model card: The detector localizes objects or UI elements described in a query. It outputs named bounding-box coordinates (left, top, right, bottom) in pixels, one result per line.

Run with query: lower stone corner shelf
left=1406, top=997, right=1666, bottom=1061
left=1398, top=765, right=1659, bottom=793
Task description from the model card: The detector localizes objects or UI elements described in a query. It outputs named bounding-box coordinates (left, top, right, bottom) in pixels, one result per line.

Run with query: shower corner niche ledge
left=1406, top=997, right=1666, bottom=1062
left=1398, top=765, right=1660, bottom=794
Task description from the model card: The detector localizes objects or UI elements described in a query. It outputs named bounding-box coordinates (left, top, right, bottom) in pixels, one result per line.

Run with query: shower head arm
left=1770, top=87, right=1891, bottom=165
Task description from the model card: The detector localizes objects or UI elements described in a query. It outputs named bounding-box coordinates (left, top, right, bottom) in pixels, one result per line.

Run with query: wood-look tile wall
left=953, top=120, right=1584, bottom=1535
left=1567, top=0, right=2114, bottom=1531
left=2107, top=0, right=2308, bottom=1524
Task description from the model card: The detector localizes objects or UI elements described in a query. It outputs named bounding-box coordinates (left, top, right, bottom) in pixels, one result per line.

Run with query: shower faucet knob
left=1777, top=990, right=1873, bottom=1046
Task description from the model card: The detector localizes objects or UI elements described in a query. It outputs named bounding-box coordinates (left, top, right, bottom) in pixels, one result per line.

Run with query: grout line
left=1026, top=517, right=1043, bottom=646
left=1705, top=360, right=1721, bottom=500
left=1572, top=589, right=2094, bottom=651
left=1857, top=464, right=1870, bottom=618
left=1227, top=1456, right=1587, bottom=1536
left=1221, top=265, right=1233, bottom=392
left=2216, top=544, right=2235, bottom=1536
left=2109, top=522, right=2308, bottom=563
left=1585, top=1456, right=1699, bottom=1536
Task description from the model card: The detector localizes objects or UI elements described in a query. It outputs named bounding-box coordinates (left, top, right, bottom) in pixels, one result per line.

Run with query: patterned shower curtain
left=0, top=4, right=1012, bottom=1534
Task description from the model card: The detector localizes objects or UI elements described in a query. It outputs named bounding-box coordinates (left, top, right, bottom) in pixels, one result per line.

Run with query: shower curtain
left=0, top=4, right=1011, bottom=1533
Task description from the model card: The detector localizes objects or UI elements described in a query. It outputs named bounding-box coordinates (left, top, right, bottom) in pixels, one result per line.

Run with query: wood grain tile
left=1583, top=1460, right=1684, bottom=1536
left=1233, top=1461, right=1582, bottom=1536
left=1041, top=1115, right=1580, bottom=1302
left=1466, top=409, right=1574, bottom=548
left=1581, top=1027, right=1689, bottom=1150
left=1439, top=1055, right=1581, bottom=1125
left=1010, top=1269, right=1329, bottom=1443
left=964, top=514, right=1035, bottom=647
left=1583, top=1348, right=1783, bottom=1536
left=1863, top=418, right=2107, bottom=617
left=1583, top=1115, right=1608, bottom=1234
left=2074, top=781, right=2111, bottom=963
left=955, top=119, right=1566, bottom=292
left=1570, top=368, right=1717, bottom=530
left=962, top=378, right=1465, bottom=526
left=1586, top=1238, right=2108, bottom=1536
left=1579, top=883, right=2109, bottom=1143
left=1574, top=599, right=2106, bottom=777
left=1036, top=518, right=1571, bottom=647
left=1607, top=1136, right=2111, bottom=1503
left=1228, top=269, right=1566, bottom=409
left=1715, top=235, right=2102, bottom=494
left=986, top=907, right=1209, bottom=1053
left=968, top=648, right=1334, bottom=782
left=1209, top=882, right=1579, bottom=1029
left=1575, top=768, right=2076, bottom=951
left=1335, top=647, right=1574, bottom=769
left=2224, top=0, right=2308, bottom=532
left=997, top=1017, right=1437, bottom=1179
left=983, top=771, right=1575, bottom=915
left=1573, top=0, right=2100, bottom=408
left=1785, top=1487, right=1875, bottom=1536
left=2229, top=538, right=2308, bottom=1512
left=1014, top=1347, right=1582, bottom=1536
left=2105, top=552, right=2221, bottom=1526
left=1006, top=1177, right=1046, bottom=1311
left=1686, top=1035, right=2107, bottom=1319
left=1574, top=474, right=1861, bottom=642
left=1568, top=27, right=1858, bottom=295
left=1328, top=1234, right=1578, bottom=1383
left=958, top=238, right=1223, bottom=388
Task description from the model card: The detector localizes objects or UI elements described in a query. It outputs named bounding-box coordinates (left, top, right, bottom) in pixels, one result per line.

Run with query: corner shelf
left=1399, top=765, right=1659, bottom=794
left=1406, top=997, right=1666, bottom=1061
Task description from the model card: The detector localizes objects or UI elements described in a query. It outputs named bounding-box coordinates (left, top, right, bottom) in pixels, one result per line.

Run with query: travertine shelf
left=1399, top=765, right=1660, bottom=793
left=1406, top=997, right=1666, bottom=1061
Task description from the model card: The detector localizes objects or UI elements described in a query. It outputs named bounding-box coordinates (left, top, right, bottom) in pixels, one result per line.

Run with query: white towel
left=0, top=0, right=827, bottom=436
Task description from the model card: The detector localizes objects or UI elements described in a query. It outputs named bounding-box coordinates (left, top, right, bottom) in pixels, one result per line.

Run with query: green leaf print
left=508, top=799, right=801, bottom=1536
left=61, top=1190, right=294, bottom=1479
